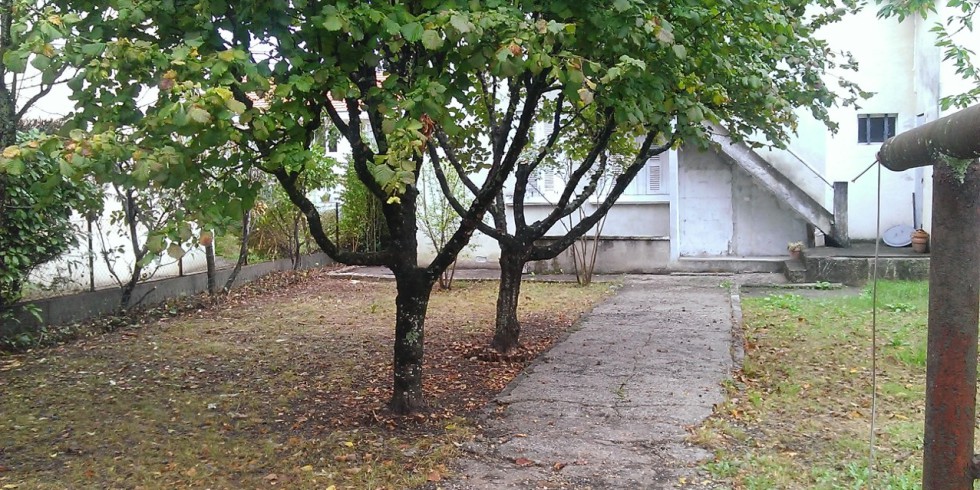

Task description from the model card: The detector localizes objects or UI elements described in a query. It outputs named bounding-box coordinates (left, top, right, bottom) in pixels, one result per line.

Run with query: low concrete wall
left=3, top=253, right=334, bottom=336
left=803, top=255, right=930, bottom=285
left=530, top=236, right=671, bottom=274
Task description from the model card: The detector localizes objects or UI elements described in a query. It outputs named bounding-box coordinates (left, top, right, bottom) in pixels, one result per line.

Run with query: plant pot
left=789, top=250, right=802, bottom=261
left=911, top=229, right=929, bottom=253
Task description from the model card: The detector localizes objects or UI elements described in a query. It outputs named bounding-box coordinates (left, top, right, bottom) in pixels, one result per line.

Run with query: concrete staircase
left=708, top=125, right=848, bottom=247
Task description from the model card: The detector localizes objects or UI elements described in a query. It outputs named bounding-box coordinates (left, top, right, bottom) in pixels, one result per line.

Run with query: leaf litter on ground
left=0, top=266, right=615, bottom=489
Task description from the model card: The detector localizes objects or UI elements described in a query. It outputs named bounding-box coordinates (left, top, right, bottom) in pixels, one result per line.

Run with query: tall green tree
left=426, top=0, right=865, bottom=353
left=2, top=0, right=860, bottom=412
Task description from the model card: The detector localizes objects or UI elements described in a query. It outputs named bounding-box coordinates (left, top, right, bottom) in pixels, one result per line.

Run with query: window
left=623, top=155, right=664, bottom=195
left=858, top=114, right=897, bottom=143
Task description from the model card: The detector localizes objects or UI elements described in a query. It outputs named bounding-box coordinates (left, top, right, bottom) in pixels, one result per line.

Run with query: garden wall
left=2, top=253, right=334, bottom=338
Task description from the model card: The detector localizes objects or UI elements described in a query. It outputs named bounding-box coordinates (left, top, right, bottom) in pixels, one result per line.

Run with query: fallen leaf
left=184, top=467, right=198, bottom=477
left=552, top=461, right=566, bottom=472
left=300, top=465, right=314, bottom=472
left=515, top=457, right=534, bottom=467
left=264, top=473, right=278, bottom=481
left=427, top=470, right=442, bottom=481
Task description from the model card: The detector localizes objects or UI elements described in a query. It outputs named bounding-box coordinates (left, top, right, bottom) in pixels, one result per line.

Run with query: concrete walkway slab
left=442, top=275, right=737, bottom=489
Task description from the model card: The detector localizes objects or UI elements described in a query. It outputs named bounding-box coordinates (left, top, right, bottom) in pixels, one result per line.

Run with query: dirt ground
left=0, top=267, right=614, bottom=489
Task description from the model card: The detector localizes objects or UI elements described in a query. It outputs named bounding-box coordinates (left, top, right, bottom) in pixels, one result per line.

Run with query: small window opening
left=857, top=114, right=897, bottom=143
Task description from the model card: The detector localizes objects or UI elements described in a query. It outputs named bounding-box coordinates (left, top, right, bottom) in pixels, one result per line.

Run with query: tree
left=3, top=0, right=861, bottom=412
left=425, top=0, right=866, bottom=353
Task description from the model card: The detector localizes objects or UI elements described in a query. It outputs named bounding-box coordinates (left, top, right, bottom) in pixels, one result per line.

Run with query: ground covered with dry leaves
left=0, top=267, right=615, bottom=489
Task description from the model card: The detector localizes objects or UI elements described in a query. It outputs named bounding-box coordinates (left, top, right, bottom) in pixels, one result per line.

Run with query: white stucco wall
left=678, top=148, right=807, bottom=257
left=792, top=11, right=924, bottom=239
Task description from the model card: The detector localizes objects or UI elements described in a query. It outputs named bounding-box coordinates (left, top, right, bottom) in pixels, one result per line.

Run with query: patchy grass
left=692, top=281, right=979, bottom=489
left=0, top=268, right=615, bottom=489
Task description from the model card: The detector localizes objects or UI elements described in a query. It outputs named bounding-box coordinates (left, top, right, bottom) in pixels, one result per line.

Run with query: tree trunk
left=205, top=240, right=216, bottom=296
left=291, top=213, right=301, bottom=270
left=223, top=209, right=251, bottom=292
left=492, top=245, right=527, bottom=353
left=389, top=268, right=433, bottom=414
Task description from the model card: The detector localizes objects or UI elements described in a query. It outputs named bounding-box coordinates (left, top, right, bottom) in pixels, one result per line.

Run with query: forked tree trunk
left=492, top=245, right=528, bottom=353
left=389, top=268, right=434, bottom=414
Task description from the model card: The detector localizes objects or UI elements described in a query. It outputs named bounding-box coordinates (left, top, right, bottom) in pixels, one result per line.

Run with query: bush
left=338, top=158, right=388, bottom=253
left=0, top=130, right=100, bottom=321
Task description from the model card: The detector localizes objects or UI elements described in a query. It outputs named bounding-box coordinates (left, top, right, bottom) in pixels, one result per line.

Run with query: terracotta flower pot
left=911, top=229, right=929, bottom=253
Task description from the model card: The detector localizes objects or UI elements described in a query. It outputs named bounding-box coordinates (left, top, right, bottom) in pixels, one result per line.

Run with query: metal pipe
left=878, top=103, right=980, bottom=171
left=783, top=146, right=833, bottom=188
left=921, top=160, right=980, bottom=489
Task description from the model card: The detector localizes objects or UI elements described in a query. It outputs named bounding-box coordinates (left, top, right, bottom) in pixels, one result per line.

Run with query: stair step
left=783, top=259, right=807, bottom=283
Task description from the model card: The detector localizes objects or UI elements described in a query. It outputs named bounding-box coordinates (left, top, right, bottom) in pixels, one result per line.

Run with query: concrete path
left=442, top=275, right=739, bottom=489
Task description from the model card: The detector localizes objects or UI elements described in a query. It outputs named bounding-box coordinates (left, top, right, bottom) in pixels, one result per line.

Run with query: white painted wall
left=678, top=147, right=807, bottom=257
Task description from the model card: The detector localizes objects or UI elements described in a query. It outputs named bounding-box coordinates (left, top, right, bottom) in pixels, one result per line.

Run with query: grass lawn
left=692, top=281, right=979, bottom=489
left=0, top=268, right=615, bottom=489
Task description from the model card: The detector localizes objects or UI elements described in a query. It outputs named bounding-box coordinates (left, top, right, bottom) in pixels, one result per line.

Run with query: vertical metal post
left=335, top=202, right=340, bottom=245
left=922, top=161, right=980, bottom=489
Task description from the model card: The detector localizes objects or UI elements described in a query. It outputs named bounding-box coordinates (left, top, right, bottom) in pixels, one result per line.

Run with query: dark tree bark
left=492, top=242, right=529, bottom=353
left=390, top=267, right=434, bottom=414
left=119, top=191, right=146, bottom=309
left=205, top=239, right=217, bottom=296
left=222, top=208, right=251, bottom=292
left=0, top=0, right=16, bottom=315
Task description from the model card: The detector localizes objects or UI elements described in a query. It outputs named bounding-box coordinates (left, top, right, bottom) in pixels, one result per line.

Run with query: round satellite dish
left=883, top=224, right=915, bottom=247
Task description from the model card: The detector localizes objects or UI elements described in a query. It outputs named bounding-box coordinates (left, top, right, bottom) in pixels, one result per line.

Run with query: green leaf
left=146, top=234, right=165, bottom=254
left=188, top=106, right=211, bottom=124
left=226, top=98, right=246, bottom=114
left=401, top=22, right=424, bottom=42
left=450, top=14, right=473, bottom=33
left=421, top=30, right=443, bottom=50
left=2, top=50, right=28, bottom=72
left=167, top=243, right=187, bottom=260
left=4, top=159, right=25, bottom=176
left=613, top=0, right=631, bottom=12
left=323, top=14, right=343, bottom=31
left=672, top=45, right=687, bottom=59
left=31, top=54, right=52, bottom=71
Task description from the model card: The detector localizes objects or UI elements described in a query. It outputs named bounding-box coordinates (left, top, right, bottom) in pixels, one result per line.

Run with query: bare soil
left=0, top=267, right=614, bottom=489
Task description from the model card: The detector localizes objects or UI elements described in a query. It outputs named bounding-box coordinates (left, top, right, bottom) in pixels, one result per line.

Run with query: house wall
left=678, top=147, right=807, bottom=257
left=815, top=12, right=922, bottom=239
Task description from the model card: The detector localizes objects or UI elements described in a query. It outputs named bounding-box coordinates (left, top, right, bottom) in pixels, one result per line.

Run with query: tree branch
left=531, top=134, right=673, bottom=260
left=271, top=166, right=391, bottom=266
left=426, top=141, right=507, bottom=242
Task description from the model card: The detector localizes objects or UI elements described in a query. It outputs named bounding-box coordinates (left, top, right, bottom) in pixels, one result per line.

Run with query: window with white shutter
left=617, top=155, right=664, bottom=196
left=645, top=155, right=663, bottom=194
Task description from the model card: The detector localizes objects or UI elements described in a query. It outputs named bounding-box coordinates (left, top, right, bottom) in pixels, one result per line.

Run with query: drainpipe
left=877, top=103, right=980, bottom=490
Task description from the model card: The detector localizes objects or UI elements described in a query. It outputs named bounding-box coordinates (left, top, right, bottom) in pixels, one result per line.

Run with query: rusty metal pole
left=921, top=160, right=980, bottom=489
left=876, top=103, right=980, bottom=489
